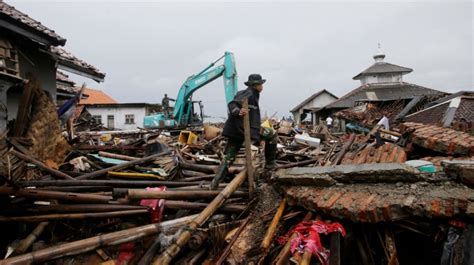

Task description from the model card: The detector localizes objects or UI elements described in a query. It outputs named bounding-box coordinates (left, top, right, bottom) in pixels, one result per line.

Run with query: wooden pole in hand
left=242, top=98, right=255, bottom=197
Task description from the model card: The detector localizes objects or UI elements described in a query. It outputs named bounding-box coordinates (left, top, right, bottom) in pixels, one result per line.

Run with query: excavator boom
left=143, top=52, right=238, bottom=129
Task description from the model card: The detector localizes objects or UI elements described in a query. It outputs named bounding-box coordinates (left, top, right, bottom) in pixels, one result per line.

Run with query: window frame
left=125, top=114, right=135, bottom=124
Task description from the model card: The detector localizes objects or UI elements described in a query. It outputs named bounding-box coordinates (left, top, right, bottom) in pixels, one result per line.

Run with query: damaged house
left=0, top=1, right=105, bottom=180
left=315, top=49, right=447, bottom=130
left=290, top=89, right=338, bottom=126
left=404, top=91, right=474, bottom=134
left=0, top=1, right=105, bottom=132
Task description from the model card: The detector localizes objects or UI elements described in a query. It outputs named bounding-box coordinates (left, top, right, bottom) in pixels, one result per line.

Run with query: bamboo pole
left=137, top=237, right=161, bottom=265
left=242, top=98, right=255, bottom=196
left=0, top=209, right=148, bottom=222
left=153, top=169, right=247, bottom=265
left=0, top=187, right=112, bottom=203
left=107, top=171, right=166, bottom=180
left=10, top=204, right=145, bottom=214
left=180, top=175, right=215, bottom=182
left=15, top=222, right=49, bottom=254
left=36, top=186, right=112, bottom=193
left=9, top=150, right=74, bottom=180
left=164, top=200, right=245, bottom=213
left=274, top=212, right=313, bottom=265
left=180, top=161, right=243, bottom=175
left=0, top=214, right=198, bottom=265
left=261, top=198, right=287, bottom=251
left=19, top=179, right=204, bottom=188
left=76, top=150, right=170, bottom=180
left=124, top=189, right=247, bottom=200
left=300, top=249, right=312, bottom=265
left=332, top=133, right=355, bottom=165
left=98, top=151, right=138, bottom=161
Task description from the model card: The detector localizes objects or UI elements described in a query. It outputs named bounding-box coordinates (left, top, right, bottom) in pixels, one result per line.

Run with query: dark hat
left=244, top=74, right=266, bottom=86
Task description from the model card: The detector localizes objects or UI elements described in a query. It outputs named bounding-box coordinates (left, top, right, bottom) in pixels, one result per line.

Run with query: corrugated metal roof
left=0, top=1, right=66, bottom=45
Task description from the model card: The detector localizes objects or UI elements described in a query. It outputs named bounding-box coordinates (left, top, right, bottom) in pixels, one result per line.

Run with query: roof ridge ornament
left=373, top=43, right=386, bottom=63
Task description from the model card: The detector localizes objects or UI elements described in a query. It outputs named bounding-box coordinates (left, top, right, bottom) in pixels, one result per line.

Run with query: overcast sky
left=9, top=0, right=473, bottom=119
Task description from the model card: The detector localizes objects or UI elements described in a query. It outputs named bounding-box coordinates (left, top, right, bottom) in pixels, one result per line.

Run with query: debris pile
left=0, top=87, right=473, bottom=265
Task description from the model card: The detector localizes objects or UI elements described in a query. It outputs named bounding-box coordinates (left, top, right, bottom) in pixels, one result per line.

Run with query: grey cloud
left=9, top=0, right=473, bottom=119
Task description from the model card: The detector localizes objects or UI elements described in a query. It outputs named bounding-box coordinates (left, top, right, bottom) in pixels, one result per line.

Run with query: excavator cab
left=184, top=100, right=204, bottom=127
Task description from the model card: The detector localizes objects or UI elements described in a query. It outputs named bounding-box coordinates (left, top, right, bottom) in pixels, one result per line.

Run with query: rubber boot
left=210, top=161, right=228, bottom=190
left=264, top=143, right=277, bottom=170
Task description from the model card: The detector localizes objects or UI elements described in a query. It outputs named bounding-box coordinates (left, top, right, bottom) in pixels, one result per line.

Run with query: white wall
left=86, top=106, right=146, bottom=130
left=292, top=92, right=338, bottom=125
left=361, top=73, right=403, bottom=85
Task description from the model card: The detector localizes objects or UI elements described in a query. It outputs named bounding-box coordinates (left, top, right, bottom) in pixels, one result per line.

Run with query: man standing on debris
left=211, top=74, right=277, bottom=189
left=326, top=116, right=333, bottom=131
left=162, top=94, right=175, bottom=118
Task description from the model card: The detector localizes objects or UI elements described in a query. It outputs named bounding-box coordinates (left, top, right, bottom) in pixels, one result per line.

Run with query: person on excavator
left=162, top=93, right=175, bottom=118
left=210, top=74, right=277, bottom=190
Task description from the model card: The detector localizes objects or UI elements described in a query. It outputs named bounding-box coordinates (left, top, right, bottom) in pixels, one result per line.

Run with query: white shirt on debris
left=377, top=116, right=389, bottom=130
left=326, top=117, right=333, bottom=125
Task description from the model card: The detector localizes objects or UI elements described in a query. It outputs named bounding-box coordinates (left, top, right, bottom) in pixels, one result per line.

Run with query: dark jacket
left=222, top=87, right=261, bottom=142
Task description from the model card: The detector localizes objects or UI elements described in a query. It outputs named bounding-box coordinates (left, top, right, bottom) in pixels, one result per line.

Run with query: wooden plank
left=12, top=76, right=36, bottom=137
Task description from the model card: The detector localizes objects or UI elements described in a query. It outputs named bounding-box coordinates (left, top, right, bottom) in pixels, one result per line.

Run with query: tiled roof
left=405, top=92, right=474, bottom=127
left=56, top=70, right=75, bottom=85
left=0, top=1, right=66, bottom=45
left=79, top=88, right=117, bottom=105
left=341, top=142, right=407, bottom=164
left=400, top=122, right=474, bottom=156
left=50, top=47, right=105, bottom=82
left=322, top=82, right=446, bottom=110
left=284, top=183, right=473, bottom=222
left=353, top=62, right=413, bottom=80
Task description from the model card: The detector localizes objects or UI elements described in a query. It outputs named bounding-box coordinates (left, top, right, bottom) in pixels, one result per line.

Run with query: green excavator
left=143, top=52, right=238, bottom=129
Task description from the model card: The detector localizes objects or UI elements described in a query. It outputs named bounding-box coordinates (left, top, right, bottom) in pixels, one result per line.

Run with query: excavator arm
left=173, top=51, right=238, bottom=126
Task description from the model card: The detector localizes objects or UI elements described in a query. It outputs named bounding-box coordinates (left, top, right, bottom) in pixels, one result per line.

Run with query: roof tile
left=0, top=1, right=65, bottom=45
left=79, top=88, right=117, bottom=105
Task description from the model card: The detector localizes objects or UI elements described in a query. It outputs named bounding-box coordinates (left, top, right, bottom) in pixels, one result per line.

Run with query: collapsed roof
left=322, top=82, right=446, bottom=110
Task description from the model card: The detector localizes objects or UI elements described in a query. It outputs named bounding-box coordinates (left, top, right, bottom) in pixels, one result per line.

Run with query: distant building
left=77, top=89, right=161, bottom=130
left=316, top=48, right=446, bottom=123
left=85, top=103, right=161, bottom=130
left=290, top=89, right=338, bottom=126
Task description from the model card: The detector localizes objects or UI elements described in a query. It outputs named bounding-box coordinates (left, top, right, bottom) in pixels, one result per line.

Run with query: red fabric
left=449, top=220, right=466, bottom=229
left=140, top=186, right=166, bottom=223
left=278, top=220, right=346, bottom=265
left=115, top=242, right=134, bottom=265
